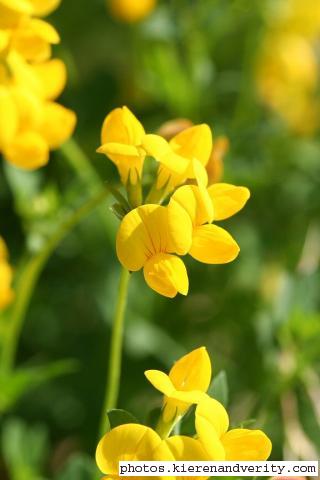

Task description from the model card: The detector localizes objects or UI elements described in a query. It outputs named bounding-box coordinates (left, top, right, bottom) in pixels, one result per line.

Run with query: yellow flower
left=169, top=182, right=250, bottom=264
left=142, top=124, right=212, bottom=191
left=96, top=423, right=174, bottom=479
left=145, top=347, right=211, bottom=423
left=257, top=27, right=320, bottom=134
left=97, top=106, right=146, bottom=185
left=0, top=237, right=14, bottom=310
left=0, top=52, right=76, bottom=169
left=10, top=17, right=60, bottom=63
left=108, top=0, right=157, bottom=23
left=116, top=203, right=193, bottom=297
left=195, top=396, right=272, bottom=460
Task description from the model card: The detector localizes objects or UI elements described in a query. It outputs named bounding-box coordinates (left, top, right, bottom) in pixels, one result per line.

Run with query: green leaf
left=208, top=370, right=229, bottom=407
left=105, top=409, right=139, bottom=431
left=1, top=417, right=49, bottom=480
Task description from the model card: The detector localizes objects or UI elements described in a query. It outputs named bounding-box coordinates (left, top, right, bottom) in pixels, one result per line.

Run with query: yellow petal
left=29, top=0, right=62, bottom=16
left=170, top=124, right=212, bottom=166
left=101, top=106, right=145, bottom=146
left=221, top=428, right=272, bottom=461
left=196, top=396, right=229, bottom=437
left=166, top=199, right=193, bottom=255
left=0, top=30, right=10, bottom=52
left=190, top=224, right=240, bottom=264
left=12, top=18, right=60, bottom=62
left=165, top=436, right=211, bottom=479
left=143, top=253, right=188, bottom=298
left=3, top=131, right=49, bottom=170
left=0, top=0, right=31, bottom=28
left=169, top=185, right=213, bottom=227
left=0, top=87, right=18, bottom=149
left=142, top=134, right=189, bottom=175
left=0, top=262, right=14, bottom=310
left=208, top=183, right=250, bottom=221
left=32, top=59, right=67, bottom=100
left=11, top=86, right=43, bottom=130
left=39, top=102, right=76, bottom=149
left=169, top=347, right=212, bottom=393
left=195, top=397, right=228, bottom=460
left=144, top=370, right=175, bottom=396
left=96, top=424, right=174, bottom=476
left=116, top=205, right=168, bottom=271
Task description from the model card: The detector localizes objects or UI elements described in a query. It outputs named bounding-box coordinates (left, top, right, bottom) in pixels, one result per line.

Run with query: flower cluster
left=98, top=106, right=250, bottom=297
left=96, top=347, right=272, bottom=477
left=0, top=0, right=76, bottom=169
left=256, top=0, right=320, bottom=135
left=0, top=236, right=14, bottom=310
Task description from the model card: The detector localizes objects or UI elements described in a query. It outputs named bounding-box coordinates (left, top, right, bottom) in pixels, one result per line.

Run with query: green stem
left=0, top=188, right=110, bottom=374
left=99, top=267, right=130, bottom=436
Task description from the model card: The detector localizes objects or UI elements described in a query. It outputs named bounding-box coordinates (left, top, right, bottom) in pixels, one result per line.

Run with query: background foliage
left=1, top=0, right=319, bottom=478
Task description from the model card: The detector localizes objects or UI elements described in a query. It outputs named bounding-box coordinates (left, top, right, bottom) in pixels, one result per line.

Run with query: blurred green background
left=1, top=0, right=320, bottom=478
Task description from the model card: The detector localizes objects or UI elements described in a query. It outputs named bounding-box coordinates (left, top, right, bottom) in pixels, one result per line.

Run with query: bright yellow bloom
left=0, top=237, right=14, bottom=310
left=116, top=203, right=193, bottom=297
left=272, top=0, right=320, bottom=40
left=0, top=52, right=76, bottom=169
left=97, top=106, right=146, bottom=185
left=145, top=347, right=211, bottom=423
left=195, top=396, right=272, bottom=461
left=142, top=124, right=212, bottom=191
left=108, top=0, right=157, bottom=23
left=96, top=423, right=174, bottom=479
left=169, top=183, right=250, bottom=264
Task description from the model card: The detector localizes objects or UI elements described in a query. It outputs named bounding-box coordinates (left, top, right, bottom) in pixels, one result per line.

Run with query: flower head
left=195, top=396, right=272, bottom=460
left=116, top=203, right=192, bottom=297
left=142, top=124, right=212, bottom=191
left=97, top=106, right=146, bottom=185
left=0, top=0, right=76, bottom=169
left=145, top=347, right=211, bottom=423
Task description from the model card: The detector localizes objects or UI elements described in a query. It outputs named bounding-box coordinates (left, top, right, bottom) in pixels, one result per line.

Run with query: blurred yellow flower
left=257, top=0, right=320, bottom=135
left=108, top=0, right=157, bottom=23
left=96, top=423, right=174, bottom=479
left=145, top=347, right=211, bottom=423
left=195, top=396, right=272, bottom=460
left=206, top=136, right=229, bottom=185
left=116, top=203, right=192, bottom=297
left=97, top=106, right=146, bottom=185
left=169, top=183, right=250, bottom=264
left=143, top=124, right=212, bottom=191
left=0, top=0, right=76, bottom=169
left=0, top=237, right=14, bottom=311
